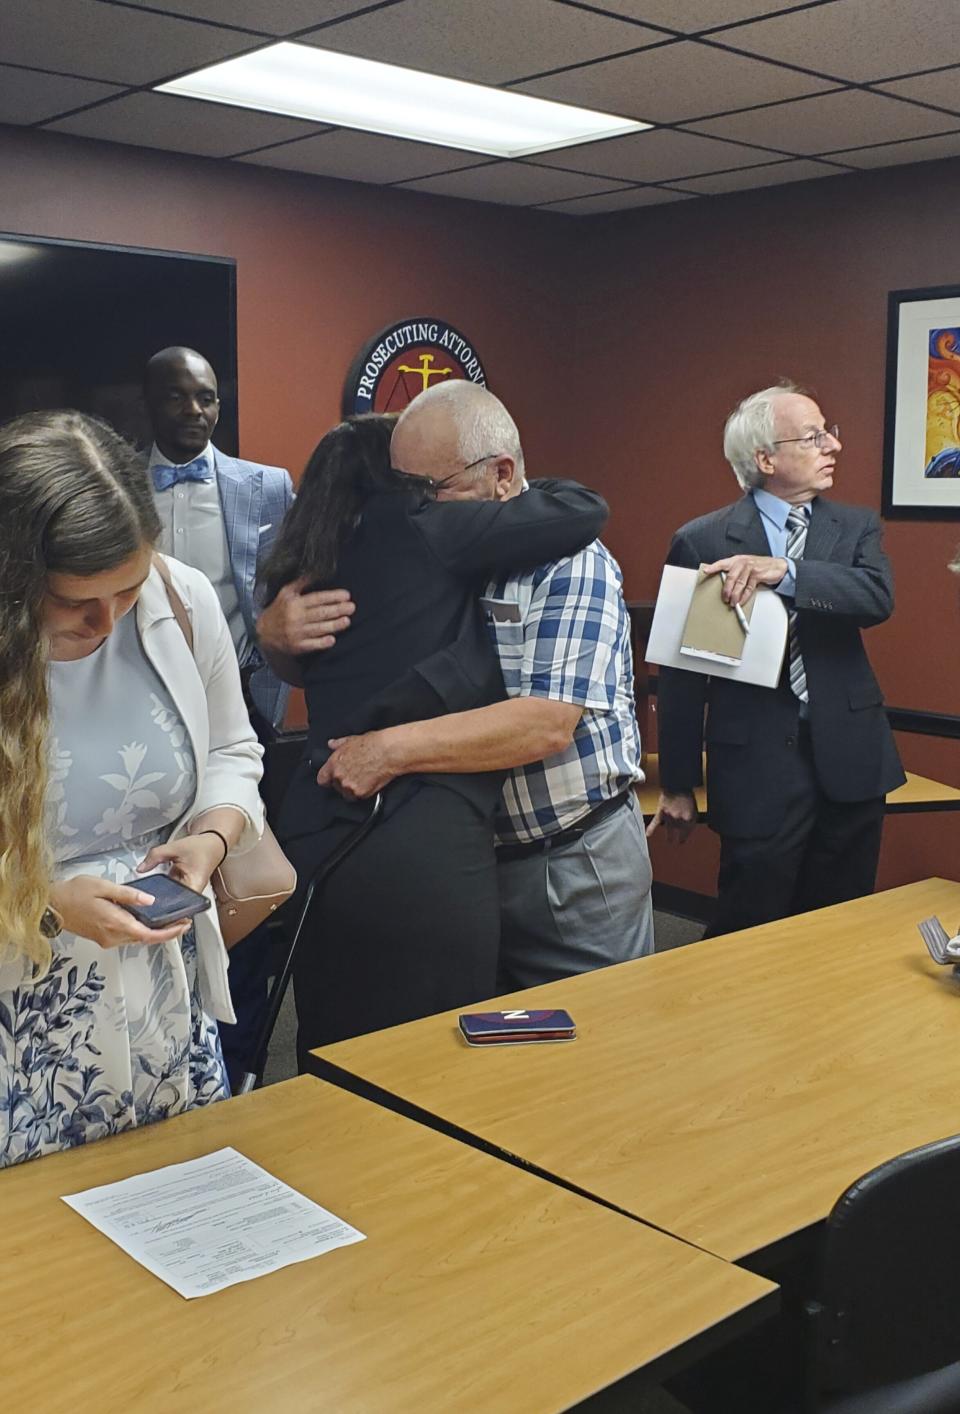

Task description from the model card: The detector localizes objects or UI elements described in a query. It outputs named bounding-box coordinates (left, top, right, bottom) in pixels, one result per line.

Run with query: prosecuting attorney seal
left=342, top=317, right=487, bottom=417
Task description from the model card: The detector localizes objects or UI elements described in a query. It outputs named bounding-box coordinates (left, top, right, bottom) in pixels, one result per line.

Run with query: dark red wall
left=0, top=124, right=578, bottom=482
left=3, top=122, right=959, bottom=897
left=0, top=123, right=578, bottom=729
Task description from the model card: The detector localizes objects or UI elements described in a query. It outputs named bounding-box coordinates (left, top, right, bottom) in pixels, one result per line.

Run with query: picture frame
left=883, top=284, right=960, bottom=520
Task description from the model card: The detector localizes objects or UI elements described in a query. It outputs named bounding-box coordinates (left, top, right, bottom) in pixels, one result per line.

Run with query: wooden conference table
left=313, top=878, right=960, bottom=1269
left=635, top=751, right=960, bottom=819
left=1, top=1075, right=776, bottom=1414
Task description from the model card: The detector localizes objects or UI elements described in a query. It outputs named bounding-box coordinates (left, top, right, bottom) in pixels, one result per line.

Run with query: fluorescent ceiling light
left=157, top=42, right=648, bottom=158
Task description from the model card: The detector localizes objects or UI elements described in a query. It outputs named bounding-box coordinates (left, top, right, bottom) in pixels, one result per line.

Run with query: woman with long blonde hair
left=0, top=410, right=263, bottom=1166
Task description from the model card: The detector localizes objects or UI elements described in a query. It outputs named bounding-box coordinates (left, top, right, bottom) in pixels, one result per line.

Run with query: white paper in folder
left=646, top=564, right=789, bottom=689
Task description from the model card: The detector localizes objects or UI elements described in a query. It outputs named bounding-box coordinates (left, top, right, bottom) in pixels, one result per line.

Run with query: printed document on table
left=62, top=1146, right=365, bottom=1299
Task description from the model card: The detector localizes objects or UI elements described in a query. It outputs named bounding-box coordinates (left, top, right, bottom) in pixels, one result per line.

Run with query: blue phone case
left=458, top=1009, right=576, bottom=1045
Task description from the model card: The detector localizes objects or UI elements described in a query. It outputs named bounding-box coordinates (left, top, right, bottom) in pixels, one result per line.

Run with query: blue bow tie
left=152, top=457, right=211, bottom=492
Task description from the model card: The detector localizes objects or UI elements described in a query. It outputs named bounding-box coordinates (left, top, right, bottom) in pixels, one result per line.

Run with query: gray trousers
left=496, top=792, right=655, bottom=991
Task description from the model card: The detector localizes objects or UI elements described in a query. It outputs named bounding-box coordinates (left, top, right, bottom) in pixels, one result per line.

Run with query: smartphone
left=458, top=1009, right=576, bottom=1046
left=123, top=873, right=211, bottom=929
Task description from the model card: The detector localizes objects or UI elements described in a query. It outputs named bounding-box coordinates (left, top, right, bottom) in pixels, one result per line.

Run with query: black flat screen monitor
left=0, top=233, right=237, bottom=454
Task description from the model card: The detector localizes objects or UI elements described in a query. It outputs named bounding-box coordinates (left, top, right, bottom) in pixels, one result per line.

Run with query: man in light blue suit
left=145, top=345, right=294, bottom=1089
left=145, top=346, right=294, bottom=732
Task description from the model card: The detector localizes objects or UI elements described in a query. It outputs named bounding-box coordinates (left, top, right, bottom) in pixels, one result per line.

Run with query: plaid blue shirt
left=484, top=540, right=644, bottom=845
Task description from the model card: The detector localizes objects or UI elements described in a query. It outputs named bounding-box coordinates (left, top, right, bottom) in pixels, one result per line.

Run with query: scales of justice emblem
left=342, top=318, right=487, bottom=417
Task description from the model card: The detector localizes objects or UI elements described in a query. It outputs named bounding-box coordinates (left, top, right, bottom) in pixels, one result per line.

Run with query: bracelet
left=197, top=829, right=230, bottom=868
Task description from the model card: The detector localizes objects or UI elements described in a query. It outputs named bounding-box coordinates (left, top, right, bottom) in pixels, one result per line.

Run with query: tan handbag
left=153, top=556, right=297, bottom=947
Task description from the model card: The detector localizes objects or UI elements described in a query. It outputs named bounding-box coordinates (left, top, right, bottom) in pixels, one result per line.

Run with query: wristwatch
left=40, top=905, right=64, bottom=939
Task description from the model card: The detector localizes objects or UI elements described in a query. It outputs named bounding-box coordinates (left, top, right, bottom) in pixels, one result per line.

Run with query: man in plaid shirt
left=317, top=383, right=654, bottom=988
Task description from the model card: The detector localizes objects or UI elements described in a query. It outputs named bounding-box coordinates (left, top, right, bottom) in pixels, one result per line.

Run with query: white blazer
left=137, top=556, right=265, bottom=1022
left=0, top=559, right=266, bottom=1013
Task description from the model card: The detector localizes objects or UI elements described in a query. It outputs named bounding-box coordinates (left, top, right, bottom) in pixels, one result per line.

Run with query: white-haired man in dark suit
left=649, top=380, right=904, bottom=936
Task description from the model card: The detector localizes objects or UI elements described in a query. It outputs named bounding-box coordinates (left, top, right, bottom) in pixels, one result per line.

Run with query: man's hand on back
left=315, top=697, right=584, bottom=800
left=257, top=579, right=355, bottom=655
left=317, top=731, right=402, bottom=800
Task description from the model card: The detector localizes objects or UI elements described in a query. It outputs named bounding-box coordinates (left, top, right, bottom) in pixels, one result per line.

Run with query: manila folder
left=680, top=567, right=756, bottom=666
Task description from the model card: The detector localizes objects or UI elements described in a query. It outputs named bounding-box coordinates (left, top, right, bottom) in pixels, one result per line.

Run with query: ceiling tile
left=538, top=184, right=696, bottom=213
left=0, top=0, right=257, bottom=85
left=238, top=127, right=489, bottom=181
left=687, top=89, right=956, bottom=154
left=874, top=67, right=960, bottom=120
left=111, top=1, right=370, bottom=35
left=299, top=0, right=662, bottom=84
left=517, top=36, right=838, bottom=124
left=673, top=156, right=851, bottom=192
left=0, top=64, right=123, bottom=125
left=573, top=1, right=829, bottom=35
left=533, top=127, right=783, bottom=181
left=720, top=0, right=960, bottom=84
left=397, top=162, right=632, bottom=205
left=831, top=128, right=960, bottom=168
left=46, top=92, right=326, bottom=156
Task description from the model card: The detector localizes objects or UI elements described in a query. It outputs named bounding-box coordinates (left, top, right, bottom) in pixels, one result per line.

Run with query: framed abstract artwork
left=883, top=284, right=960, bottom=519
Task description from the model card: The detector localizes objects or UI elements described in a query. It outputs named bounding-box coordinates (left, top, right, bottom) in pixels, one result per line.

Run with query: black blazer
left=657, top=494, right=905, bottom=838
left=279, top=478, right=608, bottom=841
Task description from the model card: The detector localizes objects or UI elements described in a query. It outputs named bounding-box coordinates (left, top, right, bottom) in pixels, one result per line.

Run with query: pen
left=719, top=572, right=751, bottom=636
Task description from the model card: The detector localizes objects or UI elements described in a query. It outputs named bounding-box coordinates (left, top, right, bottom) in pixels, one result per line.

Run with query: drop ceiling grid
left=0, top=0, right=954, bottom=209
left=295, top=0, right=668, bottom=87
left=699, top=0, right=960, bottom=85
left=236, top=126, right=494, bottom=183
left=546, top=1, right=846, bottom=38
left=94, top=0, right=404, bottom=37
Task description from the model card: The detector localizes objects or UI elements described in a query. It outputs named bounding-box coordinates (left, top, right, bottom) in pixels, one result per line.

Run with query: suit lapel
left=803, top=497, right=841, bottom=562
left=214, top=449, right=262, bottom=636
left=725, top=495, right=771, bottom=557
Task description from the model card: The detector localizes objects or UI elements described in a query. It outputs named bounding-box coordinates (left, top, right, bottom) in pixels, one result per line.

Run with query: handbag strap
left=153, top=553, right=194, bottom=654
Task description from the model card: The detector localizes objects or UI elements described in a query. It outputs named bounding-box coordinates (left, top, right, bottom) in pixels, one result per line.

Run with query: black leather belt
left=495, top=790, right=633, bottom=862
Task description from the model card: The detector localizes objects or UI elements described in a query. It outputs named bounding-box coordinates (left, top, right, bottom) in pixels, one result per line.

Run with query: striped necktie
left=786, top=506, right=809, bottom=703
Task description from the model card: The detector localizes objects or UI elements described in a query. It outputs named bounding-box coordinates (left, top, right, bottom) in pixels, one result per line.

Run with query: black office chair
left=801, top=1132, right=960, bottom=1413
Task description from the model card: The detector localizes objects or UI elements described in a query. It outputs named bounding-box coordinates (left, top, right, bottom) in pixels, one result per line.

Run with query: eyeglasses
left=462, top=452, right=501, bottom=472
left=432, top=452, right=503, bottom=489
left=773, top=424, right=839, bottom=451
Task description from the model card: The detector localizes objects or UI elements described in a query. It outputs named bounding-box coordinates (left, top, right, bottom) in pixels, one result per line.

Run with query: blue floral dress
left=0, top=612, right=229, bottom=1169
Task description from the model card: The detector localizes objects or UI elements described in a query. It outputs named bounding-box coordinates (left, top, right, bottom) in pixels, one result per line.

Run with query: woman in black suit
left=263, top=414, right=606, bottom=1065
